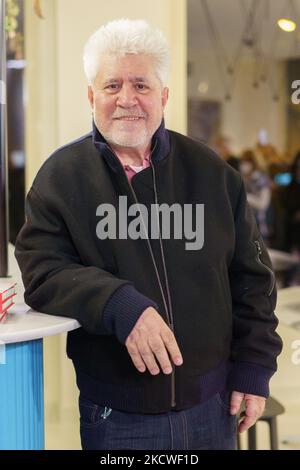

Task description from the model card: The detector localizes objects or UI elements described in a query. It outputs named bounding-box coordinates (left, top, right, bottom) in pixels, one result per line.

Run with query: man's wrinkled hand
left=230, top=391, right=266, bottom=433
left=125, top=307, right=183, bottom=375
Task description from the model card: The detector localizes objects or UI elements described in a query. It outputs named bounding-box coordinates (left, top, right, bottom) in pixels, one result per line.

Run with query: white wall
left=188, top=49, right=287, bottom=155
left=271, top=323, right=300, bottom=406
left=24, top=0, right=58, bottom=191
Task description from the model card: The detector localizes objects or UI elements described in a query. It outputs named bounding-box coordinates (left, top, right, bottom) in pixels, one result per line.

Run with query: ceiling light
left=277, top=18, right=297, bottom=32
left=197, top=81, right=209, bottom=94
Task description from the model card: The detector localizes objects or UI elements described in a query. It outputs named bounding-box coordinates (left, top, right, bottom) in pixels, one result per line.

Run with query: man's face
left=88, top=54, right=169, bottom=150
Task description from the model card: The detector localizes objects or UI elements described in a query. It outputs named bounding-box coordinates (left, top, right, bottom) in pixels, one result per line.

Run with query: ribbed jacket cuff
left=227, top=361, right=276, bottom=398
left=102, top=284, right=158, bottom=344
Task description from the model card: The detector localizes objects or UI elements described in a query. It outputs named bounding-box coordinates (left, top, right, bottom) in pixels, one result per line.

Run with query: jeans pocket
left=79, top=395, right=112, bottom=428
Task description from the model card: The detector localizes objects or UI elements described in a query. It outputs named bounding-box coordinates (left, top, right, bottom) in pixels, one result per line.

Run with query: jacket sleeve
left=227, top=179, right=283, bottom=397
left=15, top=186, right=157, bottom=341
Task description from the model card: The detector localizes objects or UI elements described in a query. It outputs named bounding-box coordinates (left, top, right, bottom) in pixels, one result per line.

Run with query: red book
left=0, top=300, right=14, bottom=321
left=0, top=293, right=16, bottom=314
left=0, top=281, right=16, bottom=303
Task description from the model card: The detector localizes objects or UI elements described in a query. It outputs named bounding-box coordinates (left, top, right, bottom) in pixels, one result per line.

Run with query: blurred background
left=2, top=0, right=300, bottom=450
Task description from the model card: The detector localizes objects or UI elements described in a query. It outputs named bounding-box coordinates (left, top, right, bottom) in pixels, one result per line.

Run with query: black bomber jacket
left=15, top=121, right=283, bottom=413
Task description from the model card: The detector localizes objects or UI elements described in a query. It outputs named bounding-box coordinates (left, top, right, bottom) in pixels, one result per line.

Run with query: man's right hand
left=125, top=307, right=183, bottom=375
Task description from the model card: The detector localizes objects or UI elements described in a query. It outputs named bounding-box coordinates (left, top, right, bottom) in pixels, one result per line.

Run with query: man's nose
left=116, top=84, right=138, bottom=107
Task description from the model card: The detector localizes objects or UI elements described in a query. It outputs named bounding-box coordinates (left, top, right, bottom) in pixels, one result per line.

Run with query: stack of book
left=0, top=281, right=17, bottom=322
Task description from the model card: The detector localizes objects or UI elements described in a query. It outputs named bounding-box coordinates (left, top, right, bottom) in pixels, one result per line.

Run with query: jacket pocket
left=253, top=239, right=275, bottom=296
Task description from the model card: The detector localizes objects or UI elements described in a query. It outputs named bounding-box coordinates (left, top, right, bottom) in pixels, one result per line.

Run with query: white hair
left=83, top=18, right=170, bottom=86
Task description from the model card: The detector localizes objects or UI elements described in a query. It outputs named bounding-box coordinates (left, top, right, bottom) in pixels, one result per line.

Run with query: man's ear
left=88, top=86, right=94, bottom=109
left=162, top=87, right=169, bottom=109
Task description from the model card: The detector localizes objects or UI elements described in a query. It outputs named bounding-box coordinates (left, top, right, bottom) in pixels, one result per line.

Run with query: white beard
left=101, top=125, right=150, bottom=149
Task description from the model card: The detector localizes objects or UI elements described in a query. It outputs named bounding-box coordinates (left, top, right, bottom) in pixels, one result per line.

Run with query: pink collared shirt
left=118, top=155, right=151, bottom=183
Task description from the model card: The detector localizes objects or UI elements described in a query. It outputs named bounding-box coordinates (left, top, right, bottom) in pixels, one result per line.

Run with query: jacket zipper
left=254, top=240, right=276, bottom=296
left=107, top=142, right=176, bottom=408
left=150, top=158, right=176, bottom=408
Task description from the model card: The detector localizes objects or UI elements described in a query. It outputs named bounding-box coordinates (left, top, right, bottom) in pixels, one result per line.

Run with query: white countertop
left=0, top=303, right=81, bottom=344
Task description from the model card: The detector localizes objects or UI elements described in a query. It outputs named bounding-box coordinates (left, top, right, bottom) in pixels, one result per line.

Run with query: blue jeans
left=79, top=391, right=237, bottom=450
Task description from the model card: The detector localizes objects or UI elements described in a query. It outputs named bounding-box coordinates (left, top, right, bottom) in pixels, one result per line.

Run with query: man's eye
left=106, top=84, right=119, bottom=90
left=136, top=84, right=147, bottom=90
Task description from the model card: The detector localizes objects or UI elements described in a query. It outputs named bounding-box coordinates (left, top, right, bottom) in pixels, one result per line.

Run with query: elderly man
left=15, top=19, right=282, bottom=450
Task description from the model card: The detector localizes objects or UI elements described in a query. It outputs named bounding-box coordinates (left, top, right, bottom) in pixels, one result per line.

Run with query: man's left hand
left=230, top=391, right=266, bottom=433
